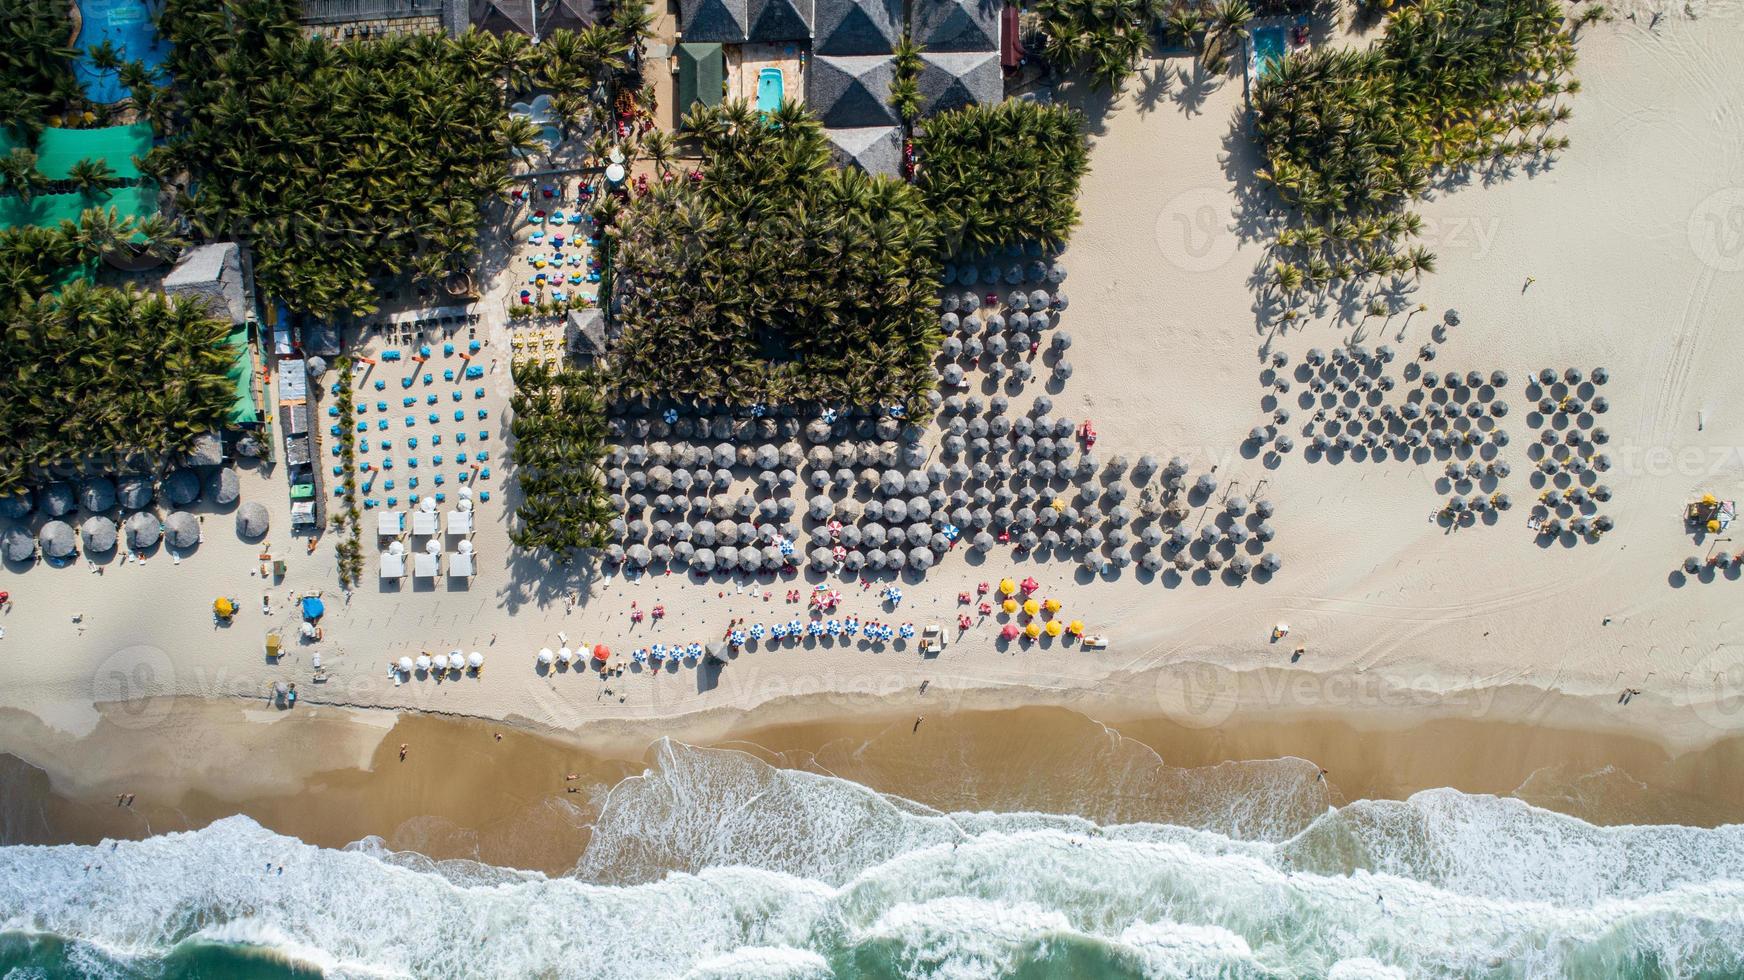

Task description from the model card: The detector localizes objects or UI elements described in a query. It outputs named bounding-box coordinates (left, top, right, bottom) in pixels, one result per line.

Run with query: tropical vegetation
left=611, top=99, right=942, bottom=418
left=0, top=0, right=80, bottom=138
left=0, top=281, right=235, bottom=491
left=1251, top=0, right=1583, bottom=316
left=152, top=0, right=547, bottom=317
left=0, top=207, right=187, bottom=310
left=508, top=361, right=615, bottom=559
left=330, top=357, right=364, bottom=586
left=916, top=100, right=1091, bottom=255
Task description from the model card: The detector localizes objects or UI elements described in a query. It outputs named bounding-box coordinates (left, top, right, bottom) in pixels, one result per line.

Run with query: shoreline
left=4, top=671, right=1743, bottom=877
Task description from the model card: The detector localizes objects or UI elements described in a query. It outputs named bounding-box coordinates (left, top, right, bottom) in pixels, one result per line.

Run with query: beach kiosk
left=446, top=505, right=473, bottom=537
left=412, top=498, right=439, bottom=537
left=378, top=510, right=405, bottom=537
left=414, top=539, right=439, bottom=578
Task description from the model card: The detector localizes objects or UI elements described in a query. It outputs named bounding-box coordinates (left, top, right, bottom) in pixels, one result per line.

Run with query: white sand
left=2, top=14, right=1742, bottom=778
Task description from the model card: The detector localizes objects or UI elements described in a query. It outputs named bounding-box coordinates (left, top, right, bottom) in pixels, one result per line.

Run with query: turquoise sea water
left=4, top=740, right=1744, bottom=978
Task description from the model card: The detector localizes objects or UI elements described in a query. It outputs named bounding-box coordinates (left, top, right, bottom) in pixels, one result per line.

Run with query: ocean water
left=3, top=740, right=1744, bottom=979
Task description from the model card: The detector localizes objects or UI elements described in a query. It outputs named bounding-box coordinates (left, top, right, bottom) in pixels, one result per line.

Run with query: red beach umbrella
left=592, top=644, right=611, bottom=661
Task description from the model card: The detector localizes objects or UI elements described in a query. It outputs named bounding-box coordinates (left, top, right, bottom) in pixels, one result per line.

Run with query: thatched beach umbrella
left=80, top=477, right=117, bottom=513
left=165, top=511, right=200, bottom=549
left=1, top=526, right=34, bottom=562
left=41, top=482, right=75, bottom=517
left=201, top=471, right=237, bottom=508
left=80, top=516, right=117, bottom=554
left=38, top=520, right=75, bottom=559
left=0, top=489, right=32, bottom=520
left=163, top=469, right=201, bottom=506
left=233, top=501, right=268, bottom=539
left=125, top=511, right=161, bottom=549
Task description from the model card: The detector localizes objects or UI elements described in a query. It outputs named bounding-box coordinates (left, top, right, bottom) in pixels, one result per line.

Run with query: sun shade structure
left=917, top=51, right=1002, bottom=117
left=824, top=125, right=903, bottom=176
left=813, top=0, right=900, bottom=54
left=809, top=55, right=899, bottom=128
left=910, top=0, right=999, bottom=52
left=679, top=0, right=750, bottom=42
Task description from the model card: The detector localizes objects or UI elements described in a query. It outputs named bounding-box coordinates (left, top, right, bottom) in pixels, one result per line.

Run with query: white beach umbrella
left=415, top=654, right=432, bottom=671
left=458, top=539, right=475, bottom=555
left=420, top=496, right=438, bottom=514
left=537, top=647, right=554, bottom=665
left=557, top=646, right=573, bottom=664
left=389, top=541, right=406, bottom=556
left=425, top=538, right=441, bottom=555
left=398, top=656, right=415, bottom=673
left=469, top=651, right=484, bottom=669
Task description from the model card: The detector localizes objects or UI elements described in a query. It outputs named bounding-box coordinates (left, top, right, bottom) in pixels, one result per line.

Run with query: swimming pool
left=73, top=0, right=171, bottom=105
left=1250, top=26, right=1287, bottom=82
left=757, top=68, right=784, bottom=114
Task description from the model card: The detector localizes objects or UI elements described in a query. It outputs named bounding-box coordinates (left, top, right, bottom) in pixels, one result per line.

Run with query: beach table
left=411, top=511, right=438, bottom=537
left=446, top=508, right=473, bottom=536
left=377, top=510, right=404, bottom=537
left=380, top=552, right=406, bottom=579
left=449, top=552, right=474, bottom=578
left=413, top=552, right=439, bottom=578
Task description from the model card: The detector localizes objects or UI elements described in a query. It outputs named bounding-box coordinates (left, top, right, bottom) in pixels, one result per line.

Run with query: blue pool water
left=1251, top=26, right=1287, bottom=80
left=73, top=0, right=171, bottom=104
left=757, top=67, right=784, bottom=114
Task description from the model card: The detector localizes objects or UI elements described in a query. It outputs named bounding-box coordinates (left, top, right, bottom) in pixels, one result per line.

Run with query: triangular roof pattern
left=812, top=0, right=900, bottom=55
left=911, top=0, right=999, bottom=52
left=808, top=54, right=899, bottom=128
left=679, top=0, right=750, bottom=42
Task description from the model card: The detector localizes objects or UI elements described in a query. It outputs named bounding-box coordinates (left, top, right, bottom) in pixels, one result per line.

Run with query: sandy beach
left=2, top=10, right=1743, bottom=834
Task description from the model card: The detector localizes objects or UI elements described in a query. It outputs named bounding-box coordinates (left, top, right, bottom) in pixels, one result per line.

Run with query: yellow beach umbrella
left=1022, top=598, right=1040, bottom=616
left=1703, top=493, right=1719, bottom=506
left=213, top=596, right=235, bottom=617
left=1068, top=619, right=1085, bottom=636
left=1050, top=498, right=1066, bottom=512
left=1045, top=620, right=1063, bottom=637
left=1043, top=597, right=1062, bottom=613
left=1002, top=598, right=1019, bottom=614
left=1024, top=621, right=1042, bottom=638
left=999, top=578, right=1017, bottom=596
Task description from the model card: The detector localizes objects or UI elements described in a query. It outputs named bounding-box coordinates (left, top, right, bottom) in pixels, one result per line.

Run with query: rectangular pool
left=1251, top=27, right=1287, bottom=82
left=757, top=68, right=784, bottom=114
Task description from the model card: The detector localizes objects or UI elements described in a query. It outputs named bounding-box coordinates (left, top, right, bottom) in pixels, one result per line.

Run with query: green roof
left=0, top=184, right=158, bottom=232
left=677, top=42, right=726, bottom=116
left=23, top=124, right=154, bottom=181
left=225, top=324, right=260, bottom=425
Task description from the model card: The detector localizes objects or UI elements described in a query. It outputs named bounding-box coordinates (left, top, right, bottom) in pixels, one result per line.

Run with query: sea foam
left=2, top=741, right=1743, bottom=978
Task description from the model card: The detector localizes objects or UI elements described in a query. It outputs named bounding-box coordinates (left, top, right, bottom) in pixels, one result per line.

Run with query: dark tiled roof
left=812, top=0, right=899, bottom=54
left=680, top=0, right=750, bottom=42
left=917, top=50, right=1002, bottom=116
left=912, top=0, right=999, bottom=52
left=747, top=0, right=813, bottom=41
left=808, top=54, right=899, bottom=128
left=825, top=125, right=902, bottom=176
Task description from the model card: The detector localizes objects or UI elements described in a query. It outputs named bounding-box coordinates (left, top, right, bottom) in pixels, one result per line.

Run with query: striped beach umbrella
left=899, top=623, right=916, bottom=639
left=749, top=623, right=766, bottom=640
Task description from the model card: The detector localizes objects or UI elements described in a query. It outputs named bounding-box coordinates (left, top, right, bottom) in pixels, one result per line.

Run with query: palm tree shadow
left=1131, top=60, right=1174, bottom=117
left=1171, top=60, right=1224, bottom=117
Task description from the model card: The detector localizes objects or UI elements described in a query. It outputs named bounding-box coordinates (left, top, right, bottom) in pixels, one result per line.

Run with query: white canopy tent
left=377, top=510, right=404, bottom=536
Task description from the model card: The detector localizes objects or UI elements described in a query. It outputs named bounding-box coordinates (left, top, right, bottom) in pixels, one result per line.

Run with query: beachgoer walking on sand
left=913, top=716, right=924, bottom=732
left=399, top=743, right=409, bottom=761
left=1317, top=769, right=1328, bottom=782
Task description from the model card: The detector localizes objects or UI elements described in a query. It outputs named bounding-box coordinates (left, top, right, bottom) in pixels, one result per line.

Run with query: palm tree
left=0, top=148, right=50, bottom=201
left=641, top=128, right=675, bottom=178
left=65, top=157, right=119, bottom=195
left=129, top=213, right=189, bottom=262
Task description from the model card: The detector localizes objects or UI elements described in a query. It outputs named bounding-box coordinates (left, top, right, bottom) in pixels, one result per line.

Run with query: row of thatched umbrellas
left=939, top=254, right=1066, bottom=288
left=0, top=502, right=271, bottom=563
left=0, top=469, right=240, bottom=522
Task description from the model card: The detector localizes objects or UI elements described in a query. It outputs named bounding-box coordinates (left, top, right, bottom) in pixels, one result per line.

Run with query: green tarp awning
left=0, top=184, right=158, bottom=231
left=677, top=42, right=726, bottom=117
left=31, top=124, right=154, bottom=180
left=225, top=325, right=259, bottom=425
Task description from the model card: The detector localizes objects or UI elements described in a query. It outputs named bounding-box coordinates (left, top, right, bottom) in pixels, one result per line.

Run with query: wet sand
left=4, top=696, right=1743, bottom=877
